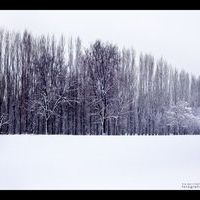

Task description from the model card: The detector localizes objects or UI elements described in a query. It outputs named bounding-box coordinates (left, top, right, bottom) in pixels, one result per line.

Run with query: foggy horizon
left=0, top=10, right=200, bottom=75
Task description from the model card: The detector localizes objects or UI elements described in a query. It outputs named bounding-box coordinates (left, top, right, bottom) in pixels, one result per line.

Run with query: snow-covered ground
left=0, top=135, right=200, bottom=190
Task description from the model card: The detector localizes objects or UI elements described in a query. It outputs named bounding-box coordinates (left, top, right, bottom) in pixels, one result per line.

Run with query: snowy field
left=0, top=135, right=200, bottom=190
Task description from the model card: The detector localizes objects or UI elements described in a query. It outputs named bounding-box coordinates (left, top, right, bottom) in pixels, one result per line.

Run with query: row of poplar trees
left=0, top=29, right=199, bottom=135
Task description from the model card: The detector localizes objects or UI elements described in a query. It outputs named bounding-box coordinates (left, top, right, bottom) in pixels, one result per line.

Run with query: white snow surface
left=0, top=135, right=200, bottom=190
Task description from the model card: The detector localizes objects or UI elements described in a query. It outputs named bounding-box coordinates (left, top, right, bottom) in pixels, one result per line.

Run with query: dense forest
left=0, top=29, right=200, bottom=135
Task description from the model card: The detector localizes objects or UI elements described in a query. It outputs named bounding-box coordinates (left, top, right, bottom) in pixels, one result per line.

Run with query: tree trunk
left=45, top=119, right=48, bottom=135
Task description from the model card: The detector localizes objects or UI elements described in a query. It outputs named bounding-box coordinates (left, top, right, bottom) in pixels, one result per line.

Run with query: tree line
left=0, top=29, right=200, bottom=135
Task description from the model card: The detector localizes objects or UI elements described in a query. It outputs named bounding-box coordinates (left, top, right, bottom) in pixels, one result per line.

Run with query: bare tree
left=85, top=40, right=120, bottom=135
left=0, top=114, right=9, bottom=132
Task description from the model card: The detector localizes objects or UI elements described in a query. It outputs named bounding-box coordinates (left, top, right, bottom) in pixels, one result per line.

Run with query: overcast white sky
left=0, top=10, right=200, bottom=75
